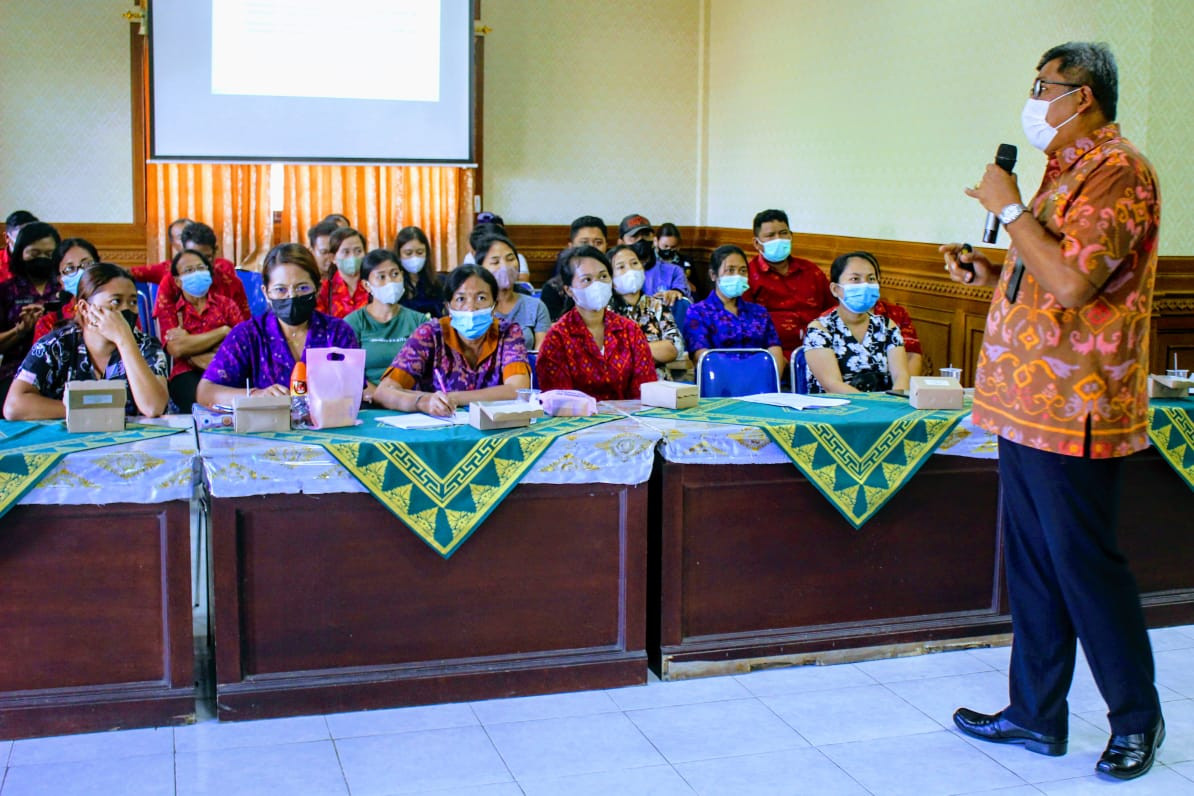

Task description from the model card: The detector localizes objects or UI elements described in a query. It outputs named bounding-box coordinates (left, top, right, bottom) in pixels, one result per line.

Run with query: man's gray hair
left=1038, top=42, right=1118, bottom=121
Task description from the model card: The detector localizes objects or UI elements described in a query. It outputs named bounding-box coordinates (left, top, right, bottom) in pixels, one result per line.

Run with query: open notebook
left=736, top=393, right=849, bottom=410
left=375, top=410, right=471, bottom=429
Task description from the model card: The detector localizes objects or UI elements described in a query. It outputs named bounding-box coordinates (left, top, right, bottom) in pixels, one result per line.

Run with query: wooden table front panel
left=211, top=482, right=647, bottom=718
left=0, top=502, right=194, bottom=739
left=659, top=456, right=1005, bottom=666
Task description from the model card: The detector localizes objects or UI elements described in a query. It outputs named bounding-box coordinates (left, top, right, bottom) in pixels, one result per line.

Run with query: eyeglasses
left=60, top=260, right=96, bottom=276
left=1031, top=78, right=1084, bottom=99
left=266, top=283, right=316, bottom=299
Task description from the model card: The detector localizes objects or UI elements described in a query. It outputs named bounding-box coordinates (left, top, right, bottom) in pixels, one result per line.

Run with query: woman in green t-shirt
left=344, top=249, right=429, bottom=397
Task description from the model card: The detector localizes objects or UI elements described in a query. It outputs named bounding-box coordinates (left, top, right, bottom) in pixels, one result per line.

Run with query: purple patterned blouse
left=383, top=317, right=530, bottom=392
left=682, top=292, right=781, bottom=354
left=202, top=310, right=359, bottom=389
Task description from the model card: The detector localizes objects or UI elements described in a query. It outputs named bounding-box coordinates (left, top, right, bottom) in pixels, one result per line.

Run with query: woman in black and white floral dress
left=803, top=251, right=909, bottom=394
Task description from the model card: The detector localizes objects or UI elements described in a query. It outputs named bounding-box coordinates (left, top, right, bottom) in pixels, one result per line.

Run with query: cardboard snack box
left=65, top=380, right=127, bottom=432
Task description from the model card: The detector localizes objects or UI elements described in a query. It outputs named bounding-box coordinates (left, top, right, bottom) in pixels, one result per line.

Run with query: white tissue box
left=1150, top=374, right=1194, bottom=398
left=469, top=400, right=542, bottom=430
left=640, top=380, right=698, bottom=409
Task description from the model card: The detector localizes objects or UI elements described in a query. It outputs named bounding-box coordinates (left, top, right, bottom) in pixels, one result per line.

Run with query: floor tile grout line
left=469, top=701, right=524, bottom=791
left=323, top=715, right=355, bottom=796
left=660, top=761, right=701, bottom=795
left=172, top=721, right=179, bottom=796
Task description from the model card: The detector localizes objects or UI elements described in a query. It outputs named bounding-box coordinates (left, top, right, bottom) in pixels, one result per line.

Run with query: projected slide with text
left=210, top=0, right=441, bottom=103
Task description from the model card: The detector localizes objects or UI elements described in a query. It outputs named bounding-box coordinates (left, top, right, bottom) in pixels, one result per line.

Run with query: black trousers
left=168, top=370, right=203, bottom=414
left=999, top=437, right=1160, bottom=737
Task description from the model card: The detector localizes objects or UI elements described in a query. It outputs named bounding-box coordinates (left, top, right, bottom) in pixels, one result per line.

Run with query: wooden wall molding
left=506, top=223, right=1194, bottom=379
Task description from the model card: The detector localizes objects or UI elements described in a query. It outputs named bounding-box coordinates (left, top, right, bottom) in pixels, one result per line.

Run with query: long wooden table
left=0, top=432, right=195, bottom=740
left=201, top=420, right=656, bottom=721
left=654, top=421, right=1194, bottom=678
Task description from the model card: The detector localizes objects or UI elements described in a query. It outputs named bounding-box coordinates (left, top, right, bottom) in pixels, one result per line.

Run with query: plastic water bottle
left=290, top=361, right=311, bottom=429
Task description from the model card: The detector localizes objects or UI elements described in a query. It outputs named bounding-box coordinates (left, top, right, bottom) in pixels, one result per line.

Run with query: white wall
left=701, top=0, right=1163, bottom=245
left=0, top=0, right=135, bottom=223
left=481, top=0, right=702, bottom=228
left=483, top=0, right=1194, bottom=253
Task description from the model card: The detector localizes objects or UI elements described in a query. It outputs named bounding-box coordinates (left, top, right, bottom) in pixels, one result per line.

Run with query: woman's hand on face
left=89, top=306, right=136, bottom=345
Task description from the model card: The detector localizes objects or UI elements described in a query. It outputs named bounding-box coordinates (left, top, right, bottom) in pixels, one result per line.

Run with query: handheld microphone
left=981, top=144, right=1018, bottom=244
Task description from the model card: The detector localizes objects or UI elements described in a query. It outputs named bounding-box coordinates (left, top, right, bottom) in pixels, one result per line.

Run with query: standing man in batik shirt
left=942, top=42, right=1163, bottom=780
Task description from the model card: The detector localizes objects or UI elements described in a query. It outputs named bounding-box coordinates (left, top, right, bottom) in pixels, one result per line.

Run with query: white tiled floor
left=3, top=625, right=1194, bottom=795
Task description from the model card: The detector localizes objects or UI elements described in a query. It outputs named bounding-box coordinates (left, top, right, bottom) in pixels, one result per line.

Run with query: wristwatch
left=998, top=203, right=1027, bottom=225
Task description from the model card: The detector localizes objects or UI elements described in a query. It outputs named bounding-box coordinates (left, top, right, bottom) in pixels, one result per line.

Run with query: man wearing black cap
left=618, top=213, right=689, bottom=305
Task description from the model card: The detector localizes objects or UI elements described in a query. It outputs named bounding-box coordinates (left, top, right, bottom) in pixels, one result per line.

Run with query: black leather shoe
left=953, top=707, right=1067, bottom=756
left=1096, top=718, right=1164, bottom=780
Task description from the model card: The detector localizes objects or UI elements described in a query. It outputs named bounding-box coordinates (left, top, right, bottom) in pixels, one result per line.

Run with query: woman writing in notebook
left=372, top=265, right=531, bottom=417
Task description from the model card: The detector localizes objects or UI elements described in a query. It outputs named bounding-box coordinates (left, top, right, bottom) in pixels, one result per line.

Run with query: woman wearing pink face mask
left=476, top=234, right=550, bottom=351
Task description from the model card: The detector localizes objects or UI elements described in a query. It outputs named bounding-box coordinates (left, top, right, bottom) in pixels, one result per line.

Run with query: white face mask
left=1021, top=87, right=1080, bottom=152
left=571, top=280, right=613, bottom=312
left=613, top=268, right=646, bottom=295
left=400, top=256, right=426, bottom=274
left=370, top=280, right=404, bottom=305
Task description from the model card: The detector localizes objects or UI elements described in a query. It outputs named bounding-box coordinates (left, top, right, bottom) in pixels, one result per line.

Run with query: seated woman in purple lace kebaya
left=372, top=265, right=532, bottom=417
left=195, top=243, right=358, bottom=408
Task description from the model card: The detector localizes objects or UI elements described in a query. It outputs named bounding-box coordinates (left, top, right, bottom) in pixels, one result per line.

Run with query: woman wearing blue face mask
left=803, top=251, right=908, bottom=394
left=344, top=249, right=429, bottom=396
left=372, top=264, right=531, bottom=417
left=682, top=245, right=784, bottom=376
left=32, top=238, right=100, bottom=343
left=158, top=249, right=248, bottom=412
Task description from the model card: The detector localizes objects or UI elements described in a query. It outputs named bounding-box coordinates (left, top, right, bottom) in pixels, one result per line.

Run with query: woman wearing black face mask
left=3, top=263, right=170, bottom=420
left=0, top=222, right=62, bottom=402
left=195, top=243, right=358, bottom=408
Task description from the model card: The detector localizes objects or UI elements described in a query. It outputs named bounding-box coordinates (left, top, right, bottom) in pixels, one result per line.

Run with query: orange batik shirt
left=972, top=124, right=1160, bottom=459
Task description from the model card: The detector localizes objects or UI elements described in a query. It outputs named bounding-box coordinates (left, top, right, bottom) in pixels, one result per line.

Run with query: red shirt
left=157, top=292, right=246, bottom=378
left=536, top=308, right=657, bottom=401
left=743, top=254, right=837, bottom=358
left=0, top=248, right=9, bottom=282
left=317, top=271, right=369, bottom=318
left=32, top=297, right=77, bottom=343
left=147, top=257, right=251, bottom=322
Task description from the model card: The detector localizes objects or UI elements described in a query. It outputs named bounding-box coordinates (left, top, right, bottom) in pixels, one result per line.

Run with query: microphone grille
left=996, top=143, right=1018, bottom=171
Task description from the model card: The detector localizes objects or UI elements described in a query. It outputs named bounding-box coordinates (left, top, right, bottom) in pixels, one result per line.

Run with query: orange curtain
left=281, top=165, right=475, bottom=274
left=145, top=163, right=273, bottom=267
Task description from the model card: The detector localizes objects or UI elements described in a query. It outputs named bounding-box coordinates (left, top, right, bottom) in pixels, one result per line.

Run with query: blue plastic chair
left=671, top=296, right=691, bottom=333
left=134, top=281, right=159, bottom=337
left=696, top=348, right=780, bottom=398
left=528, top=350, right=538, bottom=389
left=789, top=348, right=809, bottom=394
left=237, top=269, right=269, bottom=317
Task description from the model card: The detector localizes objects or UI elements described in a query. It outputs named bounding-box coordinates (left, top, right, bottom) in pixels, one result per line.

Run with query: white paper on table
left=736, top=392, right=849, bottom=410
left=375, top=410, right=470, bottom=429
